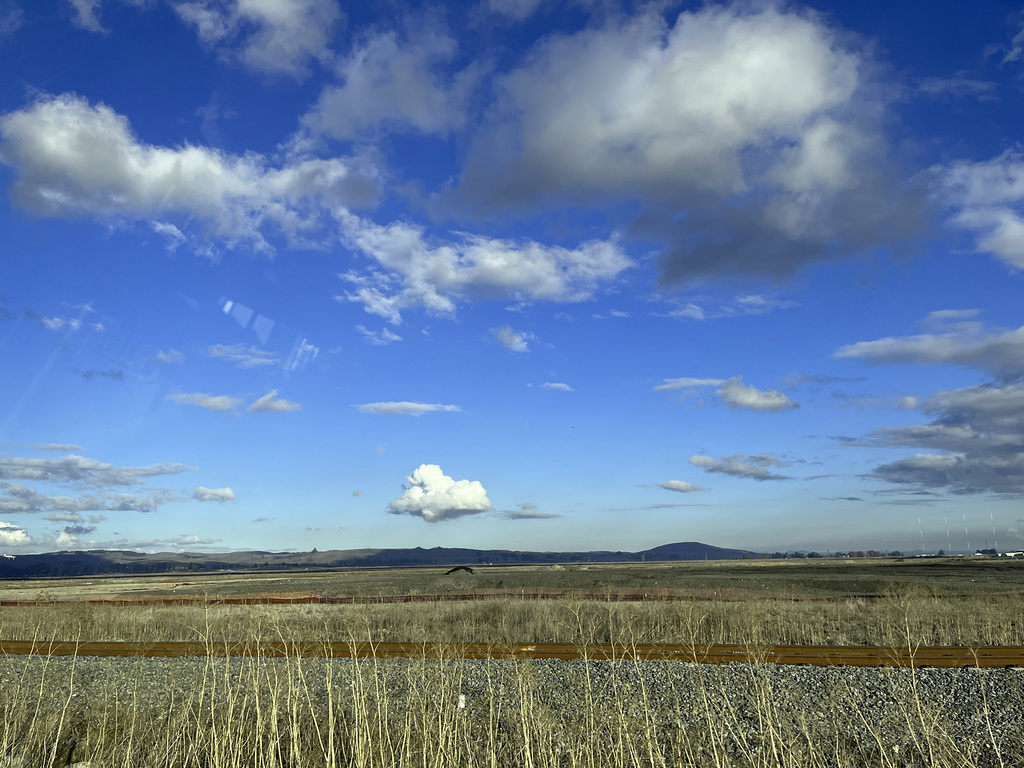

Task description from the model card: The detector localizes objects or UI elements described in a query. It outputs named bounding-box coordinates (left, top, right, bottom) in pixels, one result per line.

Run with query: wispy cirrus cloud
left=356, top=325, right=402, bottom=345
left=654, top=376, right=798, bottom=411
left=208, top=343, right=279, bottom=368
left=248, top=390, right=301, bottom=413
left=355, top=401, right=461, bottom=416
left=501, top=502, right=560, bottom=519
left=834, top=313, right=1024, bottom=377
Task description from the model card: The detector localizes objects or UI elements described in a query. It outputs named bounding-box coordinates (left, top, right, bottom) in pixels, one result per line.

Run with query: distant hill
left=0, top=541, right=756, bottom=579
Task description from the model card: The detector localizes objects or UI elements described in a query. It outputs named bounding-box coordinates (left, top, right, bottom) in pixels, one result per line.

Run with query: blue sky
left=1, top=0, right=1023, bottom=555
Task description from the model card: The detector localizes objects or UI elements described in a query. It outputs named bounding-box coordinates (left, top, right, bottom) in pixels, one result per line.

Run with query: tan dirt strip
left=0, top=641, right=1021, bottom=667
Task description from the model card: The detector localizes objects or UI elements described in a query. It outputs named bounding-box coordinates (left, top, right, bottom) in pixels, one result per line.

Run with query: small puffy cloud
left=688, top=454, right=789, bottom=481
left=492, top=325, right=532, bottom=352
left=43, top=512, right=84, bottom=523
left=62, top=524, right=96, bottom=536
left=25, top=311, right=90, bottom=331
left=156, top=349, right=184, bottom=363
left=192, top=486, right=236, bottom=502
left=834, top=315, right=1024, bottom=378
left=172, top=0, right=342, bottom=78
left=653, top=377, right=725, bottom=392
left=0, top=521, right=32, bottom=547
left=170, top=392, right=243, bottom=412
left=357, top=325, right=402, bottom=345
left=33, top=443, right=83, bottom=452
left=209, top=343, right=279, bottom=368
left=541, top=382, right=572, bottom=392
left=387, top=464, right=491, bottom=522
left=658, top=480, right=705, bottom=493
left=337, top=212, right=630, bottom=324
left=355, top=401, right=461, bottom=416
left=247, top=390, right=301, bottom=413
left=716, top=377, right=799, bottom=412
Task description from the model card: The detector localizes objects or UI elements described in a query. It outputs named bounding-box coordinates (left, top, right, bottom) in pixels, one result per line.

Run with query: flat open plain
left=1, top=557, right=1022, bottom=767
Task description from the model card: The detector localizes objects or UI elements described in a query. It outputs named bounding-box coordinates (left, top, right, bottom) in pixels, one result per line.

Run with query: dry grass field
left=0, top=557, right=1022, bottom=767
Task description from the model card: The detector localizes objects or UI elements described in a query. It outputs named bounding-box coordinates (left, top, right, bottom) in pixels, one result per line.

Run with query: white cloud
left=298, top=27, right=478, bottom=141
left=68, top=0, right=106, bottom=33
left=171, top=0, right=342, bottom=78
left=170, top=392, right=243, bottom=411
left=209, top=343, right=279, bottom=367
left=0, top=5, right=23, bottom=39
left=25, top=311, right=94, bottom=331
left=247, top=389, right=301, bottom=413
left=541, top=382, right=572, bottom=392
left=653, top=377, right=725, bottom=392
left=156, top=349, right=184, bottom=363
left=192, top=486, right=236, bottom=502
left=937, top=151, right=1024, bottom=269
left=487, top=0, right=543, bottom=21
left=716, top=377, right=799, bottom=412
left=0, top=456, right=191, bottom=487
left=916, top=73, right=996, bottom=100
left=0, top=482, right=179, bottom=514
left=834, top=316, right=1024, bottom=377
left=337, top=212, right=630, bottom=324
left=33, top=443, right=84, bottom=452
left=660, top=294, right=798, bottom=321
left=442, top=4, right=912, bottom=283
left=688, top=454, right=789, bottom=481
left=0, top=93, right=379, bottom=253
left=492, top=324, right=532, bottom=352
left=355, top=401, right=461, bottom=416
left=387, top=464, right=491, bottom=522
left=1004, top=17, right=1024, bottom=63
left=151, top=221, right=187, bottom=251
left=863, top=382, right=1024, bottom=495
left=0, top=521, right=32, bottom=547
left=502, top=502, right=560, bottom=519
left=43, top=512, right=83, bottom=523
left=658, top=480, right=705, bottom=493
left=356, top=325, right=402, bottom=345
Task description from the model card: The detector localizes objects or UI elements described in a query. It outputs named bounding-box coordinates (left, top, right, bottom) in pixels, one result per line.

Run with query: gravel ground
left=0, top=654, right=1021, bottom=766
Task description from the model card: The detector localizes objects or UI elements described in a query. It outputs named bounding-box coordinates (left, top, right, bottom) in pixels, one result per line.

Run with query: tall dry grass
left=1, top=591, right=1022, bottom=646
left=0, top=594, right=1021, bottom=767
left=0, top=636, right=1019, bottom=768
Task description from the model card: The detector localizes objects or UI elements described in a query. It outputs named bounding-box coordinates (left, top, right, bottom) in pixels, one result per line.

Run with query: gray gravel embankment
left=0, top=654, right=1021, bottom=765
